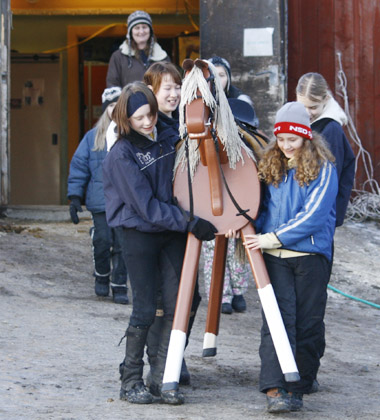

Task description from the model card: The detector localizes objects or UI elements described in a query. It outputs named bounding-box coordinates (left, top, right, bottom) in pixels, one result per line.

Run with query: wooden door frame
left=67, top=23, right=195, bottom=164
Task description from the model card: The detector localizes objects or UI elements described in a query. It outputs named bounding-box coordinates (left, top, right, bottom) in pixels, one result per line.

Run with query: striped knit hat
left=127, top=10, right=153, bottom=40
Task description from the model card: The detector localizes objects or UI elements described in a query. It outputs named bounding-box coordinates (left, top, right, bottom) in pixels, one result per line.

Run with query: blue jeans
left=116, top=227, right=187, bottom=328
left=91, top=212, right=127, bottom=286
left=259, top=253, right=330, bottom=394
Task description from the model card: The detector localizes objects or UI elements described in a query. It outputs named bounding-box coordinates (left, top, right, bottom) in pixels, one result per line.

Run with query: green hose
left=328, top=284, right=380, bottom=309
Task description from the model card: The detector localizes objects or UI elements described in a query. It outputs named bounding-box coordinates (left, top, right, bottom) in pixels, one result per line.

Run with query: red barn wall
left=287, top=0, right=380, bottom=187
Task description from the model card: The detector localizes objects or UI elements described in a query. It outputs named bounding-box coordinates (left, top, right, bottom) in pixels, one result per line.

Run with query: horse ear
left=182, top=59, right=194, bottom=72
left=194, top=58, right=209, bottom=71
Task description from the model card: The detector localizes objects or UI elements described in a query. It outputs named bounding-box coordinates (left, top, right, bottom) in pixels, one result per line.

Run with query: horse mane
left=174, top=60, right=255, bottom=180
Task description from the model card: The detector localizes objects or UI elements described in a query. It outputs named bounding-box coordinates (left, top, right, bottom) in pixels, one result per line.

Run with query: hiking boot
left=112, top=286, right=129, bottom=305
left=221, top=302, right=233, bottom=314
left=120, top=382, right=153, bottom=404
left=266, top=387, right=291, bottom=413
left=95, top=276, right=109, bottom=297
left=232, top=295, right=247, bottom=312
left=289, top=392, right=303, bottom=411
left=161, top=389, right=185, bottom=405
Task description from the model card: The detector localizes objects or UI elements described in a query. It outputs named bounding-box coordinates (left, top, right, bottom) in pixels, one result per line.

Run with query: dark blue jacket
left=67, top=128, right=107, bottom=213
left=312, top=118, right=355, bottom=226
left=102, top=123, right=189, bottom=232
left=256, top=161, right=338, bottom=261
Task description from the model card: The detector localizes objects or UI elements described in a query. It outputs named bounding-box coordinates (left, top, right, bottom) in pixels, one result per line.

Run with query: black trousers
left=116, top=227, right=187, bottom=328
left=91, top=212, right=127, bottom=286
left=259, top=253, right=330, bottom=394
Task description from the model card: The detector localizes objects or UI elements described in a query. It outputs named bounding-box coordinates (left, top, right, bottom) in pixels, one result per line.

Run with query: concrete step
left=2, top=205, right=92, bottom=222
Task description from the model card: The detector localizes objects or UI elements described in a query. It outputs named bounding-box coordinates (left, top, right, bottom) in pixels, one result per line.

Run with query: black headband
left=127, top=91, right=149, bottom=117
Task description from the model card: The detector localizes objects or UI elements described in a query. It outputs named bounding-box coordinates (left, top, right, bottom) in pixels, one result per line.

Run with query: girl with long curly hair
left=242, top=102, right=338, bottom=413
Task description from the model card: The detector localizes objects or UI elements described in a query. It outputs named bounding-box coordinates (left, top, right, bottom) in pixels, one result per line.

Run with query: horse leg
left=203, top=235, right=228, bottom=357
left=162, top=233, right=202, bottom=395
left=240, top=224, right=300, bottom=382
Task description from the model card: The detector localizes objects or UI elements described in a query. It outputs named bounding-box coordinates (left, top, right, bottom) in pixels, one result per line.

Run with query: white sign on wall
left=244, top=28, right=274, bottom=57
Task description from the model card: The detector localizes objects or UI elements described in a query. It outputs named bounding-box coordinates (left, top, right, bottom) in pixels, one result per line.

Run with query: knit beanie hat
left=102, top=86, right=122, bottom=113
left=208, top=56, right=231, bottom=93
left=274, top=102, right=313, bottom=140
left=127, top=10, right=153, bottom=40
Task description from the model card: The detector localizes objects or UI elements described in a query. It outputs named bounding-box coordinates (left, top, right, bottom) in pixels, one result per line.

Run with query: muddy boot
left=149, top=319, right=184, bottom=405
left=145, top=312, right=164, bottom=387
left=119, top=326, right=153, bottom=404
left=95, top=276, right=109, bottom=297
left=111, top=284, right=129, bottom=305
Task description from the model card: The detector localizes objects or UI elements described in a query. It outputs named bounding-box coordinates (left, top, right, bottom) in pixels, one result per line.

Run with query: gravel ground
left=0, top=217, right=379, bottom=420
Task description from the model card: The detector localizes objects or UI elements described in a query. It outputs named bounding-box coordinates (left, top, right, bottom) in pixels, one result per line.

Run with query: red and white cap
left=274, top=102, right=312, bottom=140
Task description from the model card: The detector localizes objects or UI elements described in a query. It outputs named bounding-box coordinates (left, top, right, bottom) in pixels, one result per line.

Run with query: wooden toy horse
left=161, top=59, right=300, bottom=399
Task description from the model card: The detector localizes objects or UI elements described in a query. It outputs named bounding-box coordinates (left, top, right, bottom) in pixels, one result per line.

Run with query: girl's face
left=107, top=102, right=117, bottom=119
left=131, top=24, right=151, bottom=49
left=154, top=74, right=181, bottom=117
left=215, top=65, right=228, bottom=91
left=129, top=104, right=157, bottom=136
left=277, top=133, right=304, bottom=159
left=296, top=94, right=327, bottom=123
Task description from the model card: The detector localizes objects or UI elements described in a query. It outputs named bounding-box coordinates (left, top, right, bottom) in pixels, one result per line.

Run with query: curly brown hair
left=258, top=132, right=335, bottom=187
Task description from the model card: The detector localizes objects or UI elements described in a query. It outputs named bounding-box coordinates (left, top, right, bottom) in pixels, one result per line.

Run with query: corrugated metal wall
left=287, top=0, right=380, bottom=186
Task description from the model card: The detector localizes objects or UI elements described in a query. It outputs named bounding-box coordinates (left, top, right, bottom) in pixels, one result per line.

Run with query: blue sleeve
left=108, top=155, right=188, bottom=232
left=322, top=123, right=355, bottom=226
left=67, top=130, right=93, bottom=199
left=275, top=162, right=338, bottom=246
left=254, top=185, right=269, bottom=233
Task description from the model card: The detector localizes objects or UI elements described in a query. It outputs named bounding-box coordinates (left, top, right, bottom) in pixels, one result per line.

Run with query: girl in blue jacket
left=67, top=87, right=129, bottom=304
left=102, top=82, right=216, bottom=405
left=243, top=102, right=338, bottom=413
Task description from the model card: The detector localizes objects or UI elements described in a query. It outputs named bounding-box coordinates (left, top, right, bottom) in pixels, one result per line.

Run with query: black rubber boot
left=149, top=319, right=184, bottom=405
left=111, top=285, right=129, bottom=305
left=119, top=325, right=153, bottom=404
left=95, top=276, right=109, bottom=297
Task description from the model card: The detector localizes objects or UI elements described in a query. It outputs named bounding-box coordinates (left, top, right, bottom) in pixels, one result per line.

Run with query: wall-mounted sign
left=243, top=28, right=274, bottom=57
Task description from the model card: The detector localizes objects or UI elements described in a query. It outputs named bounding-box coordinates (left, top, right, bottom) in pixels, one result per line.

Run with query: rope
left=42, top=23, right=126, bottom=54
left=328, top=284, right=380, bottom=309
left=336, top=52, right=380, bottom=221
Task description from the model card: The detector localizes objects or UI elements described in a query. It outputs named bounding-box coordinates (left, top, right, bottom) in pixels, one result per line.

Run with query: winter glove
left=69, top=196, right=83, bottom=224
left=257, top=232, right=282, bottom=249
left=188, top=217, right=218, bottom=241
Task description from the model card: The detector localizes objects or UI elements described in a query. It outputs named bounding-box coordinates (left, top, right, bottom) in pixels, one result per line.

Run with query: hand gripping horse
left=161, top=59, right=300, bottom=401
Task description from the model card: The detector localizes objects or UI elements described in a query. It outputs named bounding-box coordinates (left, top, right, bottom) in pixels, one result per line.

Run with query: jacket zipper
left=311, top=235, right=315, bottom=245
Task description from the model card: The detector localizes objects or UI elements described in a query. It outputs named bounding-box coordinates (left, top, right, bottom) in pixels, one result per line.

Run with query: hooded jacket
left=102, top=122, right=188, bottom=232
left=106, top=40, right=168, bottom=88
left=67, top=128, right=107, bottom=213
left=256, top=161, right=338, bottom=261
left=311, top=97, right=355, bottom=226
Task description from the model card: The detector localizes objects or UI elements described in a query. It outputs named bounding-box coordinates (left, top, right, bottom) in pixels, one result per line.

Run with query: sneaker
left=289, top=392, right=303, bottom=411
left=231, top=295, right=247, bottom=312
left=266, top=387, right=291, bottom=413
left=120, top=382, right=153, bottom=404
left=221, top=302, right=233, bottom=314
left=95, top=277, right=109, bottom=297
left=112, top=286, right=129, bottom=304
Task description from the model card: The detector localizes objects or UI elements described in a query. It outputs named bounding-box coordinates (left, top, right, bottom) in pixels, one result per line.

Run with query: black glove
left=69, top=196, right=83, bottom=224
left=188, top=217, right=218, bottom=241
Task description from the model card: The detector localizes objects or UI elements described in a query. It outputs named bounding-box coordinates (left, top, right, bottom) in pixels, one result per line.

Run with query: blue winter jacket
left=102, top=122, right=189, bottom=232
left=256, top=161, right=338, bottom=261
left=67, top=128, right=107, bottom=213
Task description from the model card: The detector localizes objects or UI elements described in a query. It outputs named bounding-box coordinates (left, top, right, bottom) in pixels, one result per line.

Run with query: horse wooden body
left=161, top=59, right=299, bottom=398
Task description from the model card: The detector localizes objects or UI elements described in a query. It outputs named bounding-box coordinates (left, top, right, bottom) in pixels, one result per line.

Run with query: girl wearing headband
left=102, top=82, right=216, bottom=405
